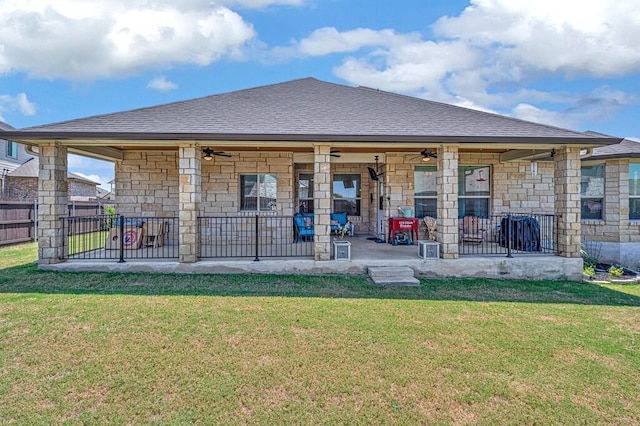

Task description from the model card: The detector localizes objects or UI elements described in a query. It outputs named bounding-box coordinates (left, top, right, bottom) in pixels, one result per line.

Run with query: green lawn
left=1, top=243, right=639, bottom=424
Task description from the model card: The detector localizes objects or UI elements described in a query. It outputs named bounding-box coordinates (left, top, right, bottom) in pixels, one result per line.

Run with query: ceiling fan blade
left=421, top=149, right=437, bottom=159
left=330, top=149, right=341, bottom=158
left=216, top=152, right=232, bottom=157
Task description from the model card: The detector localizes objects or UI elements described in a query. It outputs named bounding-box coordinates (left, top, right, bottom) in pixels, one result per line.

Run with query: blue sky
left=1, top=0, right=639, bottom=189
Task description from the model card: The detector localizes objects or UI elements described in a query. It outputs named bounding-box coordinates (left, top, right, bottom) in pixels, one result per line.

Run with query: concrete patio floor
left=51, top=235, right=582, bottom=280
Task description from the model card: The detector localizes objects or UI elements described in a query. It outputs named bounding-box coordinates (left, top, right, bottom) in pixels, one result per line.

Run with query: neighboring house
left=5, top=157, right=100, bottom=201
left=1, top=121, right=35, bottom=198
left=0, top=78, right=623, bottom=279
left=97, top=186, right=111, bottom=200
left=580, top=138, right=640, bottom=268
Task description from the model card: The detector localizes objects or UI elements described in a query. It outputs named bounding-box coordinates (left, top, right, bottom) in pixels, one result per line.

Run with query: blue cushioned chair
left=330, top=212, right=353, bottom=236
left=293, top=213, right=314, bottom=242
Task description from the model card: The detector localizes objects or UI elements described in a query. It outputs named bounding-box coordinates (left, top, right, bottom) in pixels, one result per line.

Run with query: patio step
left=367, top=266, right=420, bottom=286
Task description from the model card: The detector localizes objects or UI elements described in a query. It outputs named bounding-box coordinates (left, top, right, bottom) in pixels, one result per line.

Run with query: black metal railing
left=61, top=215, right=178, bottom=260
left=459, top=213, right=559, bottom=256
left=199, top=215, right=313, bottom=260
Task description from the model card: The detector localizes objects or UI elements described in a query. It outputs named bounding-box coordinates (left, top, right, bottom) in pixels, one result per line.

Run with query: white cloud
left=0, top=93, right=37, bottom=119
left=276, top=0, right=639, bottom=130
left=147, top=76, right=178, bottom=92
left=433, top=0, right=640, bottom=78
left=16, top=93, right=37, bottom=115
left=0, top=1, right=257, bottom=80
left=221, top=0, right=306, bottom=7
left=511, top=104, right=577, bottom=129
left=295, top=27, right=419, bottom=56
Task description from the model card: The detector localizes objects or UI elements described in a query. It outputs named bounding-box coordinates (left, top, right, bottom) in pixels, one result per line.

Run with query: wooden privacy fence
left=0, top=200, right=114, bottom=247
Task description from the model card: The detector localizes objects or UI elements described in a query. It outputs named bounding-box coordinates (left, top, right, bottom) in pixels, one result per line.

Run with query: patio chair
left=423, top=216, right=437, bottom=241
left=293, top=213, right=314, bottom=243
left=460, top=216, right=486, bottom=244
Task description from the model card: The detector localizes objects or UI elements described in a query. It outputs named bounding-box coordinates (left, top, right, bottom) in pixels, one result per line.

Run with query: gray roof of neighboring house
left=8, top=158, right=100, bottom=184
left=0, top=78, right=620, bottom=145
left=588, top=138, right=640, bottom=159
left=0, top=159, right=21, bottom=175
left=96, top=187, right=111, bottom=199
left=0, top=121, right=15, bottom=131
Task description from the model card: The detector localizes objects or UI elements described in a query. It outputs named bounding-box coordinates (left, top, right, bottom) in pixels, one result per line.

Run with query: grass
left=1, top=243, right=639, bottom=424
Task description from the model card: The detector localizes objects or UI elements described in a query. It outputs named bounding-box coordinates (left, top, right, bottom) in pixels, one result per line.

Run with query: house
left=0, top=78, right=623, bottom=279
left=4, top=157, right=101, bottom=201
left=580, top=138, right=640, bottom=268
left=1, top=121, right=35, bottom=198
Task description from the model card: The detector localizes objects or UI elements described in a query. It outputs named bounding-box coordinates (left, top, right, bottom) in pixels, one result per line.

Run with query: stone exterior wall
left=4, top=177, right=37, bottom=200
left=472, top=154, right=555, bottom=214
left=581, top=159, right=640, bottom=244
left=580, top=159, right=640, bottom=268
left=4, top=177, right=96, bottom=201
left=110, top=147, right=639, bottom=266
left=201, top=152, right=294, bottom=216
left=114, top=151, right=179, bottom=216
left=115, top=151, right=295, bottom=217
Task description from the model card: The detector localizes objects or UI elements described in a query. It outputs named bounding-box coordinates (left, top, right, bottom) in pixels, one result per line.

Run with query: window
left=298, top=173, right=314, bottom=213
left=580, top=164, right=604, bottom=220
left=459, top=165, right=490, bottom=218
left=240, top=174, right=277, bottom=211
left=6, top=141, right=17, bottom=159
left=333, top=173, right=361, bottom=216
left=630, top=164, right=640, bottom=220
left=414, top=165, right=437, bottom=218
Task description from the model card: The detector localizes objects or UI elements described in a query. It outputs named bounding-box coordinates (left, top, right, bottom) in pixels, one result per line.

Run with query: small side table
left=418, top=240, right=440, bottom=260
left=333, top=241, right=351, bottom=261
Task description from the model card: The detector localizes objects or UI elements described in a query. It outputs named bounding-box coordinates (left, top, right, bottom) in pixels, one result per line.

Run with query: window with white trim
left=630, top=163, right=640, bottom=220
left=581, top=164, right=604, bottom=220
left=332, top=173, right=361, bottom=216
left=414, top=165, right=437, bottom=218
left=240, top=174, right=277, bottom=211
left=458, top=165, right=490, bottom=217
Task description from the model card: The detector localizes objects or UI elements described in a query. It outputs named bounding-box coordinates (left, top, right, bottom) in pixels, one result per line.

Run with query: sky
left=1, top=0, right=639, bottom=190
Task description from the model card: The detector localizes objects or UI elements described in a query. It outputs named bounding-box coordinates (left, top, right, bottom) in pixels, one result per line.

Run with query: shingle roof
left=0, top=159, right=21, bottom=174
left=8, top=158, right=100, bottom=184
left=0, top=121, right=15, bottom=131
left=589, top=138, right=640, bottom=159
left=5, top=78, right=618, bottom=144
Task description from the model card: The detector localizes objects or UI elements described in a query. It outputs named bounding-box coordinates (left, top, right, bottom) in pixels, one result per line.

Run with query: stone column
left=605, top=159, right=627, bottom=243
left=313, top=144, right=331, bottom=261
left=178, top=144, right=201, bottom=263
left=38, top=143, right=68, bottom=264
left=554, top=146, right=582, bottom=258
left=437, top=145, right=459, bottom=259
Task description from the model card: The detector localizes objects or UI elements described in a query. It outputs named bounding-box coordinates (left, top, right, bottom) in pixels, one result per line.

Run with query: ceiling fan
left=412, top=149, right=437, bottom=162
left=202, top=147, right=232, bottom=160
left=330, top=149, right=341, bottom=158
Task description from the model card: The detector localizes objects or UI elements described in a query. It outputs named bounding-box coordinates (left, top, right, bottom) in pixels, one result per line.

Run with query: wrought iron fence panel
left=61, top=215, right=178, bottom=260
left=459, top=213, right=559, bottom=256
left=199, top=215, right=313, bottom=260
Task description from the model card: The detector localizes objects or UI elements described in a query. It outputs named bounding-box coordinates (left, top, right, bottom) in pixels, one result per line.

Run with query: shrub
left=608, top=265, right=624, bottom=277
left=580, top=243, right=598, bottom=267
left=583, top=264, right=596, bottom=277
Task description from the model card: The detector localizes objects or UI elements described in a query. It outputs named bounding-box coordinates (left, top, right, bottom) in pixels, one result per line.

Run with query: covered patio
left=0, top=78, right=622, bottom=280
